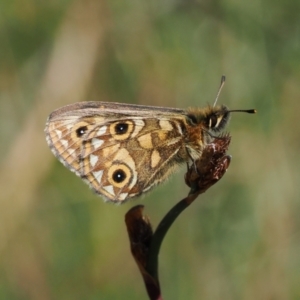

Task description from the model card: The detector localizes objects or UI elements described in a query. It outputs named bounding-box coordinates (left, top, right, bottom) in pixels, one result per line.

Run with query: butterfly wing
left=45, top=102, right=188, bottom=202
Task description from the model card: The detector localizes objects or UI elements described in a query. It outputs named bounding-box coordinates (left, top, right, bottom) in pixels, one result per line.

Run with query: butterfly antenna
left=213, top=75, right=226, bottom=107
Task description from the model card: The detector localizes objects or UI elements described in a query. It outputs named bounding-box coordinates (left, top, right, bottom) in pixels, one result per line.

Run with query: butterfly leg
left=186, top=149, right=200, bottom=175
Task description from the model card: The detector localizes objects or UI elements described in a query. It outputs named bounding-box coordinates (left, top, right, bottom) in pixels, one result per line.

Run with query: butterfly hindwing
left=45, top=105, right=187, bottom=202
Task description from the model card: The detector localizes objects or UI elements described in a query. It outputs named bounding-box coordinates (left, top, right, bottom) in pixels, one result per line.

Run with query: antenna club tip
left=228, top=109, right=257, bottom=114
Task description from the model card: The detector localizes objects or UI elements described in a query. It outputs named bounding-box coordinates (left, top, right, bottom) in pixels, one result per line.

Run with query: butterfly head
left=205, top=105, right=230, bottom=132
left=187, top=105, right=230, bottom=133
left=187, top=105, right=256, bottom=133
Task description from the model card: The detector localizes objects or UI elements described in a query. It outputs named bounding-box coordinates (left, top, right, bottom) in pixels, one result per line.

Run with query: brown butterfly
left=45, top=97, right=255, bottom=203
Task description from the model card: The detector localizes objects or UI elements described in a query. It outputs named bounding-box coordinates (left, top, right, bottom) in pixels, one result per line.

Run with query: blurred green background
left=1, top=0, right=299, bottom=299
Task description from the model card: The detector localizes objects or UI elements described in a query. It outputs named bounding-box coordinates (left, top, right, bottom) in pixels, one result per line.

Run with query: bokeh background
left=1, top=0, right=299, bottom=299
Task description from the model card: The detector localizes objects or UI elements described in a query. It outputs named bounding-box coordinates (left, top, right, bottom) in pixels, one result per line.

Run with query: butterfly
left=45, top=98, right=255, bottom=203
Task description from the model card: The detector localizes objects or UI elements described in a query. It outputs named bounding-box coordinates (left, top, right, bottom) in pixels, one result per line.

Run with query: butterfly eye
left=115, top=123, right=129, bottom=134
left=76, top=126, right=88, bottom=137
left=208, top=115, right=218, bottom=128
left=112, top=169, right=126, bottom=183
